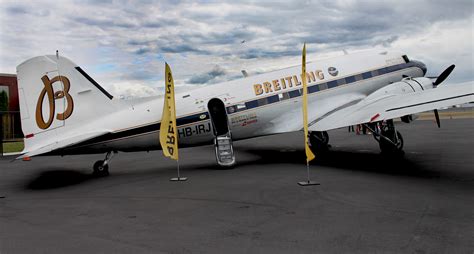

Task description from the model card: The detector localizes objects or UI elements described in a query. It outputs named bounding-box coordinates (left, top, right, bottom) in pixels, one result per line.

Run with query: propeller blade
left=434, top=109, right=440, bottom=128
left=434, top=64, right=455, bottom=86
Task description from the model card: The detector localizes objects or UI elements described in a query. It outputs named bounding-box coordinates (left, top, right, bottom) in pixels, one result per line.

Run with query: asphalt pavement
left=1, top=119, right=473, bottom=254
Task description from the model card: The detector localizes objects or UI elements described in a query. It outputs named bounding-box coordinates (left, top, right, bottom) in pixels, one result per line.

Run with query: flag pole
left=177, top=160, right=180, bottom=179
left=298, top=43, right=320, bottom=186
left=160, top=62, right=186, bottom=182
left=298, top=151, right=319, bottom=186
left=306, top=161, right=311, bottom=184
left=171, top=159, right=187, bottom=181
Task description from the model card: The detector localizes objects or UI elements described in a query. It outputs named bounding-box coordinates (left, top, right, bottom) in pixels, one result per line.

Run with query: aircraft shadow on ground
left=24, top=165, right=179, bottom=190
left=219, top=147, right=443, bottom=179
left=22, top=147, right=460, bottom=190
left=26, top=169, right=94, bottom=190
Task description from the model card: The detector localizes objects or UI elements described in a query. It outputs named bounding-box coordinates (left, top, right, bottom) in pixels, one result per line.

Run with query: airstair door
left=207, top=98, right=235, bottom=167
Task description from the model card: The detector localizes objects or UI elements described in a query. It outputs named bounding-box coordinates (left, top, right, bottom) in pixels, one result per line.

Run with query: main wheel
left=379, top=130, right=404, bottom=155
left=93, top=160, right=109, bottom=176
left=309, top=131, right=329, bottom=153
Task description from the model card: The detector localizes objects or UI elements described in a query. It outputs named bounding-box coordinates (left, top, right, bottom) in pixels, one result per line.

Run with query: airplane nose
left=411, top=60, right=427, bottom=76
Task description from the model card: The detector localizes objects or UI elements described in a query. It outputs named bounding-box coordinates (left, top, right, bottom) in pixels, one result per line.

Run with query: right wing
left=310, top=81, right=473, bottom=131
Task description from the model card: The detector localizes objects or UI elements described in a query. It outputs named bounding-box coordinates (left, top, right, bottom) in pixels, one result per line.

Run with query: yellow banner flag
left=302, top=43, right=315, bottom=163
left=159, top=63, right=179, bottom=160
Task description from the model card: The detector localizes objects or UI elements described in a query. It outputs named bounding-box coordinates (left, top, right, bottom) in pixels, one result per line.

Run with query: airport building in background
left=0, top=73, right=23, bottom=141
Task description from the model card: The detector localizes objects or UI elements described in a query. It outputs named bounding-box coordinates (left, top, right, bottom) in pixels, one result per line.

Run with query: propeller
left=431, top=64, right=455, bottom=128
left=433, top=64, right=455, bottom=87
left=434, top=109, right=441, bottom=128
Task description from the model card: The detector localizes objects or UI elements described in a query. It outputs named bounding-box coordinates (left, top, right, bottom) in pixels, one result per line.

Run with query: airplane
left=15, top=49, right=473, bottom=176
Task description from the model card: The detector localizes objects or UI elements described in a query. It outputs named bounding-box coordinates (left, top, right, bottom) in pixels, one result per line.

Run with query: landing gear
left=371, top=120, right=404, bottom=156
left=379, top=129, right=403, bottom=154
left=93, top=151, right=115, bottom=176
left=93, top=160, right=109, bottom=176
left=309, top=131, right=329, bottom=153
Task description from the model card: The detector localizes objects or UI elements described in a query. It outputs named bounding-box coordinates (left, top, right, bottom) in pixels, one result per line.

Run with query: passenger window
left=267, top=95, right=279, bottom=104
left=289, top=90, right=301, bottom=98
left=319, top=83, right=328, bottom=90
left=362, top=72, right=372, bottom=79
left=327, top=81, right=337, bottom=88
left=245, top=100, right=258, bottom=109
left=345, top=76, right=356, bottom=84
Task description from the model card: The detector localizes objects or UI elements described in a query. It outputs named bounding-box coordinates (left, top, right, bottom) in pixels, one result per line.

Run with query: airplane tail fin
left=16, top=55, right=117, bottom=156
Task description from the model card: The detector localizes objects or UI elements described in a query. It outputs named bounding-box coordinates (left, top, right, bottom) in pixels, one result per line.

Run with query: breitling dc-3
left=16, top=49, right=473, bottom=175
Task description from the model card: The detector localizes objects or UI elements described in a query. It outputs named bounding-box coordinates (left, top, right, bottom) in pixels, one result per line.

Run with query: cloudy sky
left=0, top=0, right=472, bottom=97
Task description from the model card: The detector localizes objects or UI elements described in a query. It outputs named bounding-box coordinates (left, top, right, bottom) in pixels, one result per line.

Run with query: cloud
left=109, top=82, right=160, bottom=98
left=73, top=16, right=137, bottom=29
left=0, top=0, right=472, bottom=97
left=135, top=47, right=152, bottom=55
left=373, top=35, right=399, bottom=47
left=5, top=5, right=29, bottom=15
left=160, top=44, right=207, bottom=54
left=239, top=48, right=300, bottom=59
left=188, top=65, right=227, bottom=84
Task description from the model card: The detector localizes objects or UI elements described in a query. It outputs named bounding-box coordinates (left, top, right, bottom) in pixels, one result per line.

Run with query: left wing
left=310, top=81, right=473, bottom=131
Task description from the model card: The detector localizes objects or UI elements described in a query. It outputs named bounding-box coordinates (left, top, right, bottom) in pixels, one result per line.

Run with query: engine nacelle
left=366, top=77, right=433, bottom=101
left=401, top=77, right=434, bottom=91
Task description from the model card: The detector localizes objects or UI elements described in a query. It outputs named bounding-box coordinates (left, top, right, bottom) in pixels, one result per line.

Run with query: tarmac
left=1, top=118, right=473, bottom=254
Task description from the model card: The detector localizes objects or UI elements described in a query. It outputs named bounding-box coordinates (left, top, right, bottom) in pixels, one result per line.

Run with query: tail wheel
left=309, top=131, right=329, bottom=153
left=93, top=160, right=109, bottom=176
left=379, top=130, right=404, bottom=154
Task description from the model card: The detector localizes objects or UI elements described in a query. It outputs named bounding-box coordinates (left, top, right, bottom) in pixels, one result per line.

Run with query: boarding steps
left=214, top=135, right=235, bottom=167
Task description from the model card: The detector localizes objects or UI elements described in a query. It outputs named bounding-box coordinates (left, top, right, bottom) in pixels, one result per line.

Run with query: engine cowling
left=365, top=77, right=433, bottom=101
left=401, top=77, right=434, bottom=91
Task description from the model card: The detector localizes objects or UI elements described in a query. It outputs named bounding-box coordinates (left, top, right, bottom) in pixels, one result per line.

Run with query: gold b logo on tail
left=35, top=75, right=74, bottom=129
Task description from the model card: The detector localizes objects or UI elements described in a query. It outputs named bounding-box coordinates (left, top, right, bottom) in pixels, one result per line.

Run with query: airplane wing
left=310, top=81, right=473, bottom=131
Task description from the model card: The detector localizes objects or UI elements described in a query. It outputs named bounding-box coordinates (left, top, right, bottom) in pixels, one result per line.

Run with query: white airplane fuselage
left=59, top=50, right=425, bottom=155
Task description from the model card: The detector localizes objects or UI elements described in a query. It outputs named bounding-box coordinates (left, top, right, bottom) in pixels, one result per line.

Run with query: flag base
left=170, top=177, right=188, bottom=181
left=297, top=180, right=320, bottom=186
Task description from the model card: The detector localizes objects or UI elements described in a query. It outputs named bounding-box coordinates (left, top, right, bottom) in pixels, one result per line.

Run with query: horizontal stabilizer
left=17, top=131, right=111, bottom=159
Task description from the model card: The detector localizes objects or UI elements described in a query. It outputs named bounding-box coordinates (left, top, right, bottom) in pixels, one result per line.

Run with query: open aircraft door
left=207, top=98, right=235, bottom=167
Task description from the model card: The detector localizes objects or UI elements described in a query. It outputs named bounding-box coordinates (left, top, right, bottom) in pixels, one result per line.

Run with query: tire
left=379, top=130, right=404, bottom=154
left=93, top=160, right=109, bottom=176
left=309, top=131, right=329, bottom=153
